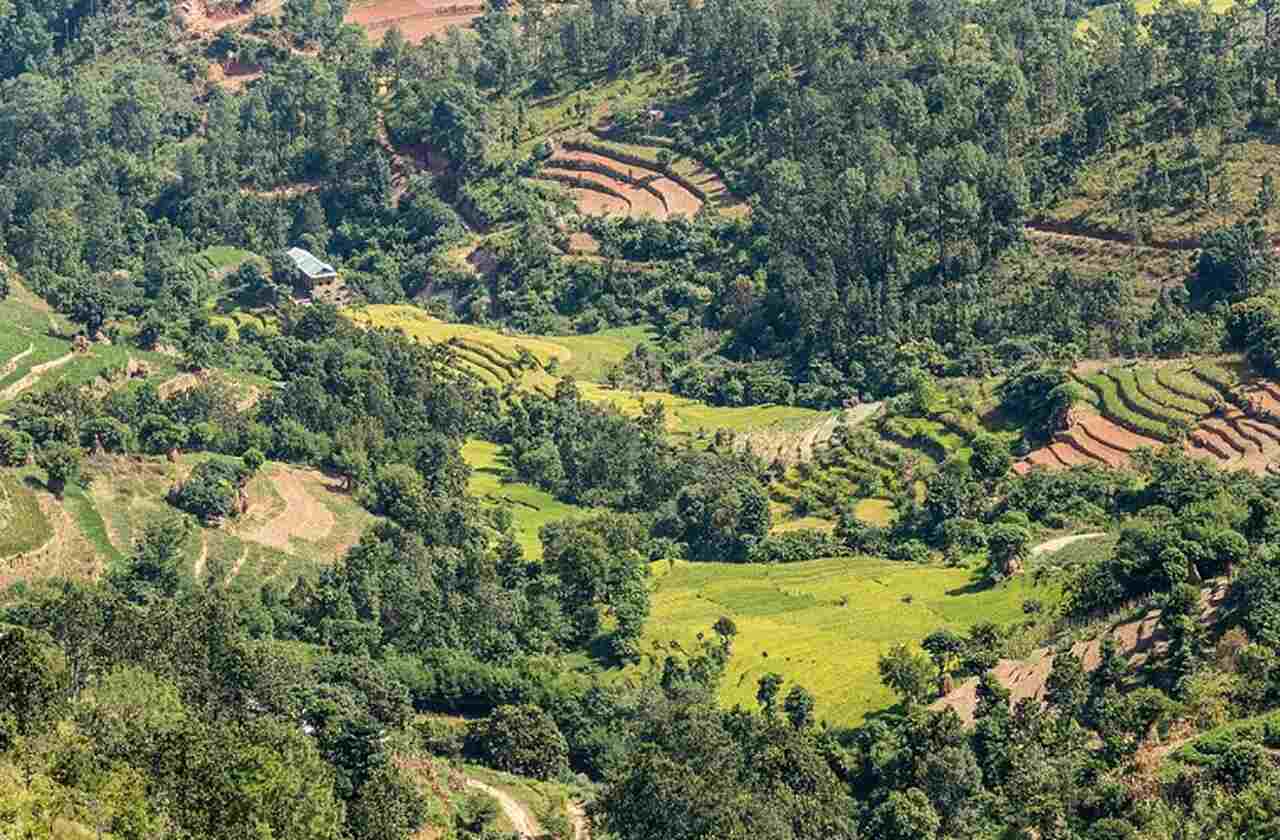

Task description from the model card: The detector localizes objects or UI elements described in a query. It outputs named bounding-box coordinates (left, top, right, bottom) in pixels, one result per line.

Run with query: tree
left=986, top=522, right=1031, bottom=579
left=868, top=788, right=941, bottom=840
left=111, top=514, right=192, bottom=603
left=756, top=672, right=784, bottom=716
left=969, top=433, right=1012, bottom=480
left=0, top=626, right=63, bottom=736
left=472, top=704, right=568, bottom=780
left=783, top=685, right=815, bottom=729
left=347, top=766, right=428, bottom=840
left=36, top=441, right=81, bottom=497
left=878, top=643, right=936, bottom=708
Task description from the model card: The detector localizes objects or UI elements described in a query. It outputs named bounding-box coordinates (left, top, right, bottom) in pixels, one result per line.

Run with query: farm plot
left=639, top=556, right=1052, bottom=726
left=531, top=137, right=742, bottom=221
left=345, top=0, right=484, bottom=42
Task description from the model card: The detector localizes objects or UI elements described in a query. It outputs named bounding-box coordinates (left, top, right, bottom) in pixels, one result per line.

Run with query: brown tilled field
left=534, top=146, right=710, bottom=221
left=345, top=0, right=484, bottom=42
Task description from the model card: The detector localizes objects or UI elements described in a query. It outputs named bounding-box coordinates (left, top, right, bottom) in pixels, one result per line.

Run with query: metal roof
left=286, top=247, right=337, bottom=279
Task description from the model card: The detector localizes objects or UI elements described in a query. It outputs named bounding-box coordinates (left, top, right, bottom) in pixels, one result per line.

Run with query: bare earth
left=465, top=779, right=540, bottom=839
left=244, top=465, right=335, bottom=553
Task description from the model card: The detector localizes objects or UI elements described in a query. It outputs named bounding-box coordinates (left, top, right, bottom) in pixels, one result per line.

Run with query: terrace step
left=1238, top=415, right=1280, bottom=445
left=1049, top=442, right=1092, bottom=466
left=1197, top=418, right=1252, bottom=454
left=1188, top=430, right=1234, bottom=461
left=1060, top=428, right=1126, bottom=466
left=1074, top=414, right=1162, bottom=454
left=1223, top=413, right=1270, bottom=450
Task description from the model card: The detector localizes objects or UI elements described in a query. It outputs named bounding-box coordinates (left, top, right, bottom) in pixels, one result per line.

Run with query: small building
left=285, top=247, right=337, bottom=287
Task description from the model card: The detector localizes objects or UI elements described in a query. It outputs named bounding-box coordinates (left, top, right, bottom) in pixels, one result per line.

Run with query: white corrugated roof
left=286, top=247, right=337, bottom=279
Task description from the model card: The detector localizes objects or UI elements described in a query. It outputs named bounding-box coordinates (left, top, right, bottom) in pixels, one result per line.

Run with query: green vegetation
left=1075, top=372, right=1180, bottom=441
left=0, top=479, right=52, bottom=557
left=643, top=556, right=1052, bottom=724
left=462, top=440, right=590, bottom=559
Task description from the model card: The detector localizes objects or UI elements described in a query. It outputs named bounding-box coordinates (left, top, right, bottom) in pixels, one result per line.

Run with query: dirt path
left=1030, top=532, right=1107, bottom=557
left=568, top=801, right=590, bottom=840
left=228, top=545, right=249, bottom=582
left=193, top=533, right=208, bottom=582
left=1024, top=221, right=1198, bottom=251
left=0, top=351, right=78, bottom=401
left=244, top=466, right=335, bottom=552
left=465, top=778, right=540, bottom=839
left=0, top=344, right=34, bottom=380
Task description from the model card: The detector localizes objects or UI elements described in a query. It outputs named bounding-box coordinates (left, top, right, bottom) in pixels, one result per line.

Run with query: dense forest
left=5, top=0, right=1280, bottom=837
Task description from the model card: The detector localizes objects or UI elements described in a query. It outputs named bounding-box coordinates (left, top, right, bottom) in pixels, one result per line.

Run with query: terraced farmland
left=530, top=135, right=747, bottom=221
left=344, top=304, right=827, bottom=440
left=1016, top=361, right=1280, bottom=475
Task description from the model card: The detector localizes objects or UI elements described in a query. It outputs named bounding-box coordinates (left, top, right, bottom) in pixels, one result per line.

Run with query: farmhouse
left=285, top=247, right=337, bottom=287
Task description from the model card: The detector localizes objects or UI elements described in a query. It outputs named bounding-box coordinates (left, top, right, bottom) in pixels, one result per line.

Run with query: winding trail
left=465, top=778, right=540, bottom=839
left=0, top=344, right=33, bottom=380
left=0, top=351, right=78, bottom=401
left=1030, top=532, right=1107, bottom=557
left=193, top=533, right=208, bottom=582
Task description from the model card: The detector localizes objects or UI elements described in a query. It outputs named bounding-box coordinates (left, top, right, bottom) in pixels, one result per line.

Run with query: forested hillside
left=5, top=0, right=1280, bottom=837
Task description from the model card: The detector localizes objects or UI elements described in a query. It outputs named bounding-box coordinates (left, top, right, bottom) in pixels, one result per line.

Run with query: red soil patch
left=568, top=188, right=631, bottom=216
left=935, top=582, right=1230, bottom=725
left=567, top=232, right=600, bottom=254
left=345, top=0, right=484, bottom=42
left=545, top=157, right=669, bottom=218
left=1077, top=414, right=1163, bottom=453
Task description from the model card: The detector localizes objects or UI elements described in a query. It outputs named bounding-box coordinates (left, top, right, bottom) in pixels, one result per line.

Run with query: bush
left=469, top=704, right=569, bottom=780
left=0, top=428, right=33, bottom=466
left=169, top=458, right=249, bottom=523
left=36, top=442, right=82, bottom=498
left=747, top=529, right=843, bottom=564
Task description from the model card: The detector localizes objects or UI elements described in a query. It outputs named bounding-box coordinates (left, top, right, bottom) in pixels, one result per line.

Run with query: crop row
left=457, top=338, right=524, bottom=375
left=1156, top=365, right=1221, bottom=405
left=1073, top=373, right=1180, bottom=442
left=1132, top=368, right=1212, bottom=416
left=1105, top=368, right=1197, bottom=428
left=450, top=346, right=514, bottom=385
left=1190, top=364, right=1239, bottom=396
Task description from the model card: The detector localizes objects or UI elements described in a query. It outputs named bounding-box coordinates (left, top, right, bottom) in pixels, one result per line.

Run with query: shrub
left=747, top=529, right=842, bottom=564
left=469, top=704, right=569, bottom=780
left=169, top=458, right=249, bottom=523
left=0, top=428, right=33, bottom=466
left=36, top=442, right=82, bottom=498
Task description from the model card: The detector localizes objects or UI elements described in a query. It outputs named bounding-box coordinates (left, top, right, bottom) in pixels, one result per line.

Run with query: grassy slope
left=642, top=556, right=1052, bottom=725
left=347, top=304, right=823, bottom=438
left=462, top=440, right=590, bottom=560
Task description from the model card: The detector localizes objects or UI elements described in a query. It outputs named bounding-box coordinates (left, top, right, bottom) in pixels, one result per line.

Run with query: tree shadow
left=945, top=569, right=996, bottom=597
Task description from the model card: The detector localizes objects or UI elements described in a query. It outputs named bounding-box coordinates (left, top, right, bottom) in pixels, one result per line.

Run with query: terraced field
left=344, top=304, right=826, bottom=440
left=531, top=135, right=747, bottom=221
left=640, top=556, right=1053, bottom=725
left=1016, top=361, right=1280, bottom=475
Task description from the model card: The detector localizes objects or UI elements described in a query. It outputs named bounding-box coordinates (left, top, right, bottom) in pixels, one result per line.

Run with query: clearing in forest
left=463, top=440, right=591, bottom=560
left=640, top=556, right=1052, bottom=726
left=345, top=0, right=485, bottom=43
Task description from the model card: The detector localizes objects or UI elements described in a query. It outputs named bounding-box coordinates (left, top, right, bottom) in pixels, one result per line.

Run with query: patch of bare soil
left=933, top=581, right=1230, bottom=725
left=464, top=778, right=540, bottom=839
left=243, top=465, right=336, bottom=553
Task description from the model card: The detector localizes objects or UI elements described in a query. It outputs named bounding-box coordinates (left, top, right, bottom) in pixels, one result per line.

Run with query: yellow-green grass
left=535, top=325, right=654, bottom=381
left=642, top=556, right=1054, bottom=725
left=854, top=498, right=895, bottom=526
left=193, top=245, right=258, bottom=272
left=770, top=513, right=835, bottom=533
left=347, top=304, right=572, bottom=367
left=509, top=66, right=688, bottom=158
left=0, top=478, right=53, bottom=557
left=346, top=304, right=823, bottom=438
left=463, top=440, right=591, bottom=560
